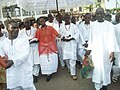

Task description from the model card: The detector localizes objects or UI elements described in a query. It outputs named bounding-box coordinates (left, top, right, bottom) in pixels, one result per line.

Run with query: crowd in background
left=0, top=7, right=120, bottom=90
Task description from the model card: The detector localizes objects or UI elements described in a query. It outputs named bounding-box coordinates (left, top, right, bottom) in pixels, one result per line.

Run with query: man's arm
left=84, top=50, right=91, bottom=58
left=109, top=52, right=115, bottom=62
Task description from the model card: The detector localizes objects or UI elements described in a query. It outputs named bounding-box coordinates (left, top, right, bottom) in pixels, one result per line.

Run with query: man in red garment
left=35, top=17, right=60, bottom=82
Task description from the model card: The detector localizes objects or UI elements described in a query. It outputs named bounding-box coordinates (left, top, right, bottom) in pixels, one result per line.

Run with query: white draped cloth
left=77, top=21, right=92, bottom=58
left=59, top=23, right=79, bottom=60
left=87, top=20, right=119, bottom=86
left=0, top=37, right=35, bottom=89
left=0, top=33, right=6, bottom=43
left=19, top=28, right=40, bottom=65
left=78, top=21, right=92, bottom=42
left=46, top=20, right=59, bottom=33
left=114, top=24, right=120, bottom=67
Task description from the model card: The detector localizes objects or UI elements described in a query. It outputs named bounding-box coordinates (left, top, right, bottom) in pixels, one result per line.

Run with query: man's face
left=39, top=18, right=45, bottom=26
left=7, top=23, right=19, bottom=39
left=95, top=8, right=105, bottom=22
left=48, top=16, right=54, bottom=22
left=24, top=20, right=31, bottom=30
left=105, top=15, right=111, bottom=22
left=64, top=15, right=70, bottom=23
left=33, top=23, right=38, bottom=29
left=0, top=22, right=5, bottom=29
left=56, top=15, right=62, bottom=23
left=84, top=14, right=91, bottom=23
left=115, top=13, right=120, bottom=22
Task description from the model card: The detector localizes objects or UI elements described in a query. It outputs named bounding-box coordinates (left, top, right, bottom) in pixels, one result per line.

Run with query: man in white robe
left=54, top=14, right=66, bottom=70
left=46, top=14, right=66, bottom=70
left=112, top=20, right=120, bottom=81
left=77, top=13, right=92, bottom=68
left=46, top=14, right=59, bottom=32
left=0, top=20, right=36, bottom=90
left=85, top=8, right=119, bottom=90
left=114, top=22, right=120, bottom=67
left=59, top=14, right=79, bottom=80
left=0, top=21, right=7, bottom=90
left=19, top=20, right=40, bottom=83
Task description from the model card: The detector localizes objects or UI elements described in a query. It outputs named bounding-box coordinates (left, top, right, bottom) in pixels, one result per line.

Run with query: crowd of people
left=0, top=7, right=120, bottom=90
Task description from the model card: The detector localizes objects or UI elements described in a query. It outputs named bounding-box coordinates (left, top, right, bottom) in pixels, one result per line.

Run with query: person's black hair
left=6, top=20, right=19, bottom=30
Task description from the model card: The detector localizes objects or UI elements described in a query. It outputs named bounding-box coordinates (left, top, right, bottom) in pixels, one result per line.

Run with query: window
left=97, top=0, right=101, bottom=3
left=79, top=7, right=82, bottom=11
left=70, top=9, right=73, bottom=12
left=42, top=10, right=47, bottom=14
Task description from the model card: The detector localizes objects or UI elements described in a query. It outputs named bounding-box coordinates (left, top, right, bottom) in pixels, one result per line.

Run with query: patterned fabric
left=80, top=55, right=94, bottom=79
left=0, top=34, right=6, bottom=83
left=35, top=26, right=58, bottom=55
left=39, top=53, right=58, bottom=75
left=0, top=66, right=6, bottom=83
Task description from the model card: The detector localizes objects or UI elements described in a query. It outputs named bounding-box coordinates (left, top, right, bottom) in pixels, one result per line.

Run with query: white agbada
left=78, top=21, right=92, bottom=42
left=59, top=23, right=79, bottom=60
left=0, top=37, right=35, bottom=89
left=19, top=28, right=40, bottom=65
left=0, top=33, right=6, bottom=43
left=46, top=20, right=59, bottom=32
left=114, top=24, right=120, bottom=67
left=77, top=21, right=92, bottom=57
left=87, top=20, right=119, bottom=85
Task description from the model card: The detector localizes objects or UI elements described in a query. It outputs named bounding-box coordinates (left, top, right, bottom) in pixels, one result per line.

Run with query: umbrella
left=17, top=0, right=94, bottom=11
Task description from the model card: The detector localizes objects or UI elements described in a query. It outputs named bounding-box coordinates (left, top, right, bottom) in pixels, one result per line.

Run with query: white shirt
left=0, top=37, right=34, bottom=89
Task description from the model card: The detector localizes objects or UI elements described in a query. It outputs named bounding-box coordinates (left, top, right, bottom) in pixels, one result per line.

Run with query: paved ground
left=35, top=65, right=120, bottom=90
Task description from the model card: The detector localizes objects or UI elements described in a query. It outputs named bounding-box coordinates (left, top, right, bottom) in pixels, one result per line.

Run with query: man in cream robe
left=86, top=8, right=119, bottom=90
left=0, top=20, right=36, bottom=90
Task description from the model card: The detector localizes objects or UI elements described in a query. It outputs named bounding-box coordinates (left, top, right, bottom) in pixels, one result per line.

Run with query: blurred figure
left=19, top=19, right=40, bottom=83
left=46, top=14, right=60, bottom=32
left=31, top=21, right=39, bottom=29
left=19, top=22, right=25, bottom=30
left=112, top=13, right=120, bottom=25
left=71, top=16, right=76, bottom=24
left=112, top=15, right=120, bottom=82
left=0, top=21, right=7, bottom=90
left=105, top=14, right=112, bottom=22
left=77, top=13, right=92, bottom=69
left=0, top=21, right=8, bottom=37
left=91, top=13, right=96, bottom=22
left=76, top=14, right=85, bottom=25
left=55, top=14, right=66, bottom=70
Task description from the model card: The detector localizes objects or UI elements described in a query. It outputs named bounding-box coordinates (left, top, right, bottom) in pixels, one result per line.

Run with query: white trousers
left=33, top=64, right=40, bottom=76
left=94, top=82, right=107, bottom=90
left=64, top=59, right=76, bottom=75
left=94, top=83, right=102, bottom=90
left=10, top=85, right=36, bottom=90
left=114, top=52, right=120, bottom=67
left=60, top=59, right=65, bottom=67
